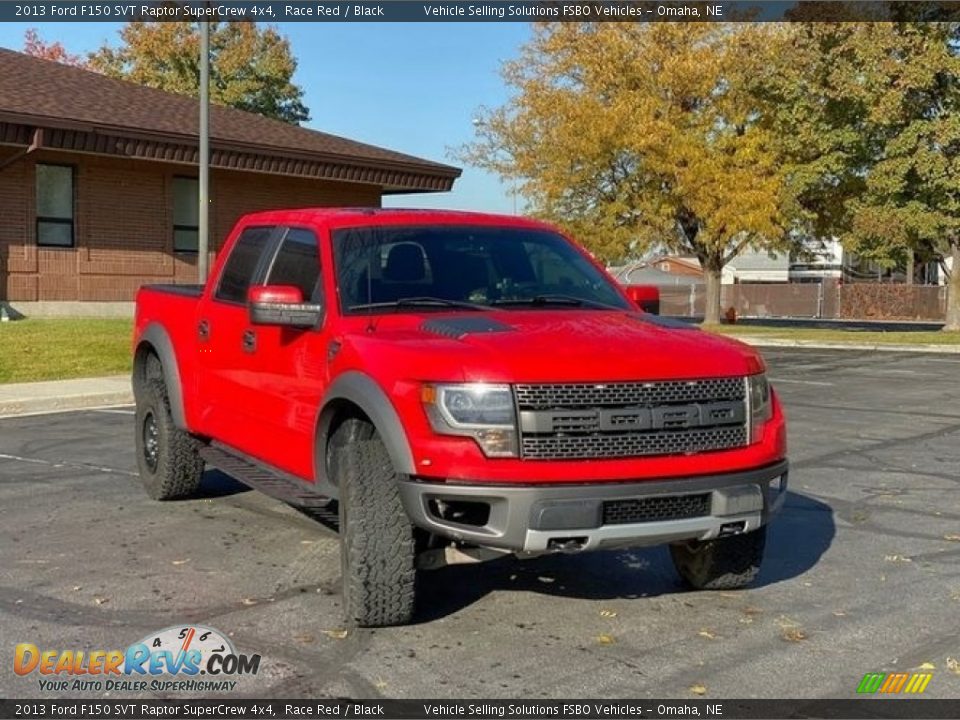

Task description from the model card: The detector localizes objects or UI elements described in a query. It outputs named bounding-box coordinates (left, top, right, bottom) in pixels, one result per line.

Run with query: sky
left=0, top=21, right=530, bottom=213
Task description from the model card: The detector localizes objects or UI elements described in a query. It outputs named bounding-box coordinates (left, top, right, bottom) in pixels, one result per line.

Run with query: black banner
left=1, top=1, right=960, bottom=24
left=2, top=700, right=960, bottom=720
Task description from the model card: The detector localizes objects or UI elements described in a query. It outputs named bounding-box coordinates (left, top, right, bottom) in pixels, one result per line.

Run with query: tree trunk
left=944, top=242, right=960, bottom=332
left=703, top=265, right=723, bottom=325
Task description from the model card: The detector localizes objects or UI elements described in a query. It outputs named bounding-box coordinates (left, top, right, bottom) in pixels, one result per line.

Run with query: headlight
left=747, top=373, right=772, bottom=443
left=422, top=383, right=518, bottom=457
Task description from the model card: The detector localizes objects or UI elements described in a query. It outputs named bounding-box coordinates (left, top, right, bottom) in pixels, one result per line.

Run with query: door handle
left=198, top=320, right=210, bottom=342
left=242, top=330, right=257, bottom=353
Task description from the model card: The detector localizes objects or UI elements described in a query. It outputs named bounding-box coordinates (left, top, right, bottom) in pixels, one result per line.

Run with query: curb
left=727, top=336, right=960, bottom=354
left=0, top=376, right=133, bottom=418
left=0, top=391, right=134, bottom=418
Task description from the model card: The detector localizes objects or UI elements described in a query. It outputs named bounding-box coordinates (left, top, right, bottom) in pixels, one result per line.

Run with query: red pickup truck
left=133, top=208, right=787, bottom=627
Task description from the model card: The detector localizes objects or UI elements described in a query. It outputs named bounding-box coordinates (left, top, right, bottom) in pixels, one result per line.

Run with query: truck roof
left=238, top=207, right=554, bottom=230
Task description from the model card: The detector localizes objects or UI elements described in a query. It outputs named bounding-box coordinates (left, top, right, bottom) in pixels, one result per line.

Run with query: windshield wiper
left=491, top=294, right=621, bottom=310
left=348, top=296, right=490, bottom=312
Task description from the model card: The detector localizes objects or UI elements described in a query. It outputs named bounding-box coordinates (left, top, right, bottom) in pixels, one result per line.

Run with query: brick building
left=0, top=49, right=460, bottom=306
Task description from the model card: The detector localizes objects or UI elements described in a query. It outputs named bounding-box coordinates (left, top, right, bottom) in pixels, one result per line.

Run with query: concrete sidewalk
left=727, top=335, right=960, bottom=353
left=0, top=375, right=132, bottom=418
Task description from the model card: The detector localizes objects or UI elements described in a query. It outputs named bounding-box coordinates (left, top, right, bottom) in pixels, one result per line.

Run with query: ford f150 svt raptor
left=133, top=208, right=788, bottom=627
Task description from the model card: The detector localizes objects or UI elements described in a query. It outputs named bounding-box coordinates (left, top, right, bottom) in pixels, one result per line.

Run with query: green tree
left=755, top=22, right=960, bottom=331
left=29, top=22, right=309, bottom=125
left=88, top=22, right=309, bottom=125
left=460, top=22, right=790, bottom=324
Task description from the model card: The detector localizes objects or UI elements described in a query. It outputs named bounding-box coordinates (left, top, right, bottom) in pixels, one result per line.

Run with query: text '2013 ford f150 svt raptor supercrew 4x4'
left=132, top=208, right=787, bottom=627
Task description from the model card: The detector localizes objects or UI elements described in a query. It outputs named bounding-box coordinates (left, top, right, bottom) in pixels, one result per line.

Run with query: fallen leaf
left=240, top=598, right=258, bottom=606
left=94, top=597, right=109, bottom=605
left=323, top=629, right=349, bottom=640
left=944, top=534, right=960, bottom=542
left=777, top=616, right=806, bottom=642
left=782, top=627, right=807, bottom=642
left=689, top=684, right=707, bottom=696
left=597, top=633, right=616, bottom=645
left=918, top=662, right=936, bottom=670
left=171, top=559, right=190, bottom=566
left=698, top=629, right=717, bottom=640
left=946, top=657, right=960, bottom=675
left=599, top=609, right=618, bottom=618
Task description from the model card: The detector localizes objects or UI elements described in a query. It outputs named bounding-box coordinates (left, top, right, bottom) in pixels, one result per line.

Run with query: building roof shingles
left=0, top=48, right=460, bottom=191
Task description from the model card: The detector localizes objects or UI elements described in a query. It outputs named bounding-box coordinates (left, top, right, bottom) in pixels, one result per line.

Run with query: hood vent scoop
left=421, top=317, right=514, bottom=339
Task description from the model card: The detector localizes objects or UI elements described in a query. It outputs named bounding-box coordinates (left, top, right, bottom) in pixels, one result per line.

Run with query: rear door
left=196, top=225, right=280, bottom=454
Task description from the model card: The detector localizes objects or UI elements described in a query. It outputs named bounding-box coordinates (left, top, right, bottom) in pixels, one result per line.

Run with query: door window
left=265, top=228, right=322, bottom=302
left=215, top=226, right=275, bottom=303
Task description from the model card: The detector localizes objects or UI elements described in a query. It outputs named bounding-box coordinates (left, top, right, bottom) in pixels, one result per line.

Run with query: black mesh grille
left=521, top=426, right=747, bottom=460
left=515, top=378, right=744, bottom=409
left=603, top=493, right=712, bottom=525
left=515, top=378, right=748, bottom=460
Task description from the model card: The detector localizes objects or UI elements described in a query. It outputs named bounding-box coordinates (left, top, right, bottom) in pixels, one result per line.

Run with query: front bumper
left=398, top=460, right=788, bottom=553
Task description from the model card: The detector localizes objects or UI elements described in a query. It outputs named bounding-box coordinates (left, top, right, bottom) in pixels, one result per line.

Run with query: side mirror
left=247, top=285, right=323, bottom=328
left=624, top=285, right=660, bottom=315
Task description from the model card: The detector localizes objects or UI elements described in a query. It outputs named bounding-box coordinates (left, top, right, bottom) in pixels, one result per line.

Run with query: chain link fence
left=658, top=281, right=948, bottom=321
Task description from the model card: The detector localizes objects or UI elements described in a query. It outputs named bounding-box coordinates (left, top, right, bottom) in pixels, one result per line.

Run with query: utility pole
left=198, top=20, right=211, bottom=282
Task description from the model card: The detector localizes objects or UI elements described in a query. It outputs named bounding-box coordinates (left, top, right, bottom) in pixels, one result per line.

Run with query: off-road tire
left=135, top=378, right=204, bottom=501
left=670, top=526, right=766, bottom=590
left=335, top=421, right=417, bottom=627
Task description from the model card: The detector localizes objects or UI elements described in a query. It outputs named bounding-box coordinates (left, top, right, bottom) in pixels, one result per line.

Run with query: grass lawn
left=0, top=318, right=133, bottom=384
left=707, top=324, right=960, bottom=345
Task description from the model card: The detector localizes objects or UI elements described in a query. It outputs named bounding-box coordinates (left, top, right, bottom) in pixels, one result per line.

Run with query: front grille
left=515, top=377, right=744, bottom=409
left=603, top=493, right=712, bottom=525
left=516, top=378, right=748, bottom=461
left=521, top=426, right=747, bottom=460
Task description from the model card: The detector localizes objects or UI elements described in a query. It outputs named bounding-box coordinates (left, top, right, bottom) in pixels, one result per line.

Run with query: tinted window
left=216, top=227, right=274, bottom=303
left=266, top=228, right=322, bottom=302
left=36, top=164, right=74, bottom=247
left=172, top=177, right=199, bottom=252
left=333, top=225, right=629, bottom=312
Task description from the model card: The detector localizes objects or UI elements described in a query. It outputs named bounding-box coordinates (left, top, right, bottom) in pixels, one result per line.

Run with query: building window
left=173, top=177, right=199, bottom=252
left=36, top=164, right=74, bottom=247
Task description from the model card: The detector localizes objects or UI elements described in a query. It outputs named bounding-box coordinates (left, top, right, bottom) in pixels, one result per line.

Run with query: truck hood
left=341, top=311, right=764, bottom=383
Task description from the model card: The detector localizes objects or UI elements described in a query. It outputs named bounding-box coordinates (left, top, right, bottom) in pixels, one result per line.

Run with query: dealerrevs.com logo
left=15, top=625, right=260, bottom=693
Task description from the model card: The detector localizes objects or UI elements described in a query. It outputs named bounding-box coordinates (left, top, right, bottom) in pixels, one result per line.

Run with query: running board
left=200, top=443, right=337, bottom=521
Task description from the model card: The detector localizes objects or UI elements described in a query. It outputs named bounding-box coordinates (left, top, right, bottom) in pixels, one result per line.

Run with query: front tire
left=670, top=526, right=766, bottom=590
left=135, top=378, right=204, bottom=501
left=334, top=420, right=417, bottom=627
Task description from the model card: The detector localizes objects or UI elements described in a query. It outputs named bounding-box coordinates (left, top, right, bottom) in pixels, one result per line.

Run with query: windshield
left=332, top=225, right=631, bottom=314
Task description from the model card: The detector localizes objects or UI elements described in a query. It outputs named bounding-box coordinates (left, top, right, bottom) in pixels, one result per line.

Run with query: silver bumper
left=397, top=460, right=788, bottom=554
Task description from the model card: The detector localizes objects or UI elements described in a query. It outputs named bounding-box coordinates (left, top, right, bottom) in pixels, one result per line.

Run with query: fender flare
left=315, top=371, right=416, bottom=488
left=134, top=323, right=188, bottom=429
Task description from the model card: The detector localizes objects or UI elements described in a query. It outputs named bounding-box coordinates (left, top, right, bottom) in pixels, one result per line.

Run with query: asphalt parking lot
left=2, top=348, right=959, bottom=700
